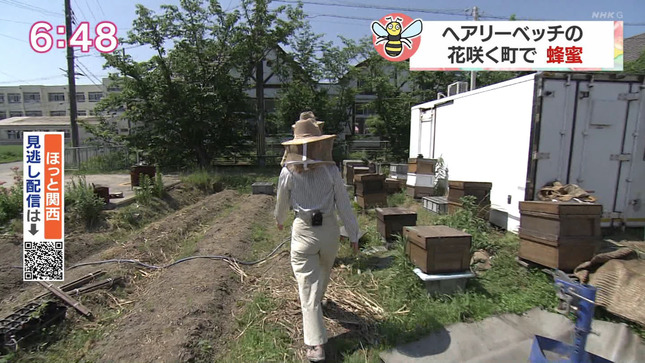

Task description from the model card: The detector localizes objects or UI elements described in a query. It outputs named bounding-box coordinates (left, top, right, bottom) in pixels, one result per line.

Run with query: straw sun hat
left=281, top=111, right=336, bottom=166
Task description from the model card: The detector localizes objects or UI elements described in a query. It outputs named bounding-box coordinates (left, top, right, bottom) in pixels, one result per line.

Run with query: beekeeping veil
left=280, top=111, right=336, bottom=169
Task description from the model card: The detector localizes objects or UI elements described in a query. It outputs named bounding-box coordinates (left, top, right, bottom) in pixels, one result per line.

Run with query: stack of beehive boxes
left=518, top=201, right=602, bottom=271
left=343, top=160, right=366, bottom=183
left=354, top=173, right=387, bottom=208
left=406, top=158, right=437, bottom=199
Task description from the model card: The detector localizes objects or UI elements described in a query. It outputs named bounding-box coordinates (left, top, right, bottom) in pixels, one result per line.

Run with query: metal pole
left=469, top=6, right=478, bottom=92
left=65, top=0, right=80, bottom=147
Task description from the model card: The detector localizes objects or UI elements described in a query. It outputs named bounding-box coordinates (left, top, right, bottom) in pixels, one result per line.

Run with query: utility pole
left=256, top=59, right=266, bottom=166
left=470, top=6, right=479, bottom=92
left=65, top=0, right=80, bottom=147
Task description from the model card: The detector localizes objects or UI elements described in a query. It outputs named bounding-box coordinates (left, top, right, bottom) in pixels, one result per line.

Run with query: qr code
left=24, top=241, right=64, bottom=281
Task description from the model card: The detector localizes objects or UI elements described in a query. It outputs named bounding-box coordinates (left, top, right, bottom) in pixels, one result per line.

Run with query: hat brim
left=281, top=134, right=336, bottom=145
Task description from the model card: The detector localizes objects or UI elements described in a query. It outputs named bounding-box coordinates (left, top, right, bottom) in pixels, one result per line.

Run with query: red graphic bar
left=44, top=134, right=62, bottom=239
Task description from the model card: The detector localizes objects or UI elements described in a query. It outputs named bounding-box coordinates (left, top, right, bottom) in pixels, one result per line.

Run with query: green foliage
left=99, top=0, right=305, bottom=168
left=387, top=191, right=406, bottom=207
left=0, top=167, right=22, bottom=225
left=431, top=196, right=496, bottom=253
left=181, top=168, right=279, bottom=194
left=624, top=49, right=645, bottom=75
left=0, top=145, right=23, bottom=163
left=65, top=176, right=105, bottom=228
left=220, top=292, right=292, bottom=361
left=79, top=150, right=133, bottom=173
left=153, top=166, right=165, bottom=198
left=271, top=22, right=370, bottom=134
left=135, top=174, right=154, bottom=205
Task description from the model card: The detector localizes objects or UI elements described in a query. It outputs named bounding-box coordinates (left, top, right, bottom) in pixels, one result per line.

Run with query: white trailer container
left=410, top=72, right=645, bottom=232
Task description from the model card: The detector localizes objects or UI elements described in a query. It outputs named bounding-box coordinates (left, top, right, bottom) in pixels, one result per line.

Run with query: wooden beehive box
left=406, top=185, right=434, bottom=199
left=518, top=201, right=602, bottom=242
left=356, top=193, right=387, bottom=209
left=408, top=158, right=437, bottom=175
left=348, top=166, right=370, bottom=185
left=518, top=201, right=602, bottom=271
left=403, top=226, right=472, bottom=274
left=385, top=178, right=404, bottom=194
left=518, top=238, right=600, bottom=271
left=343, top=160, right=366, bottom=181
left=354, top=174, right=386, bottom=196
left=376, top=207, right=417, bottom=241
left=389, top=163, right=409, bottom=179
left=448, top=181, right=492, bottom=204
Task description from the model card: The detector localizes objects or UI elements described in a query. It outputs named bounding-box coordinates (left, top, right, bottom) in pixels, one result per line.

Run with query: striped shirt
left=274, top=163, right=361, bottom=243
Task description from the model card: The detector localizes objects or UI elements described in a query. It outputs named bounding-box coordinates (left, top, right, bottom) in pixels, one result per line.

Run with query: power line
left=72, top=0, right=88, bottom=20
left=0, top=32, right=28, bottom=43
left=75, top=59, right=103, bottom=87
left=0, top=18, right=32, bottom=25
left=0, top=0, right=62, bottom=17
left=84, top=0, right=97, bottom=21
left=274, top=0, right=468, bottom=17
left=94, top=0, right=105, bottom=17
left=0, top=75, right=66, bottom=85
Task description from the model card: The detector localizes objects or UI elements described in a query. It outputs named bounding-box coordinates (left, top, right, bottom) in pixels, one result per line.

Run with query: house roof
left=0, top=116, right=100, bottom=127
left=625, top=32, right=645, bottom=63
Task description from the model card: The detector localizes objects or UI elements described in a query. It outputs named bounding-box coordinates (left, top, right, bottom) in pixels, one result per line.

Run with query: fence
left=65, top=146, right=133, bottom=171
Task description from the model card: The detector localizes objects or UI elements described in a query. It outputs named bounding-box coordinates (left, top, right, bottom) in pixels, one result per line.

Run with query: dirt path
left=0, top=186, right=226, bottom=317
left=87, top=193, right=275, bottom=362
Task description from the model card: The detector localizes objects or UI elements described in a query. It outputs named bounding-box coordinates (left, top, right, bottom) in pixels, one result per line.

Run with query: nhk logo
left=371, top=13, right=423, bottom=62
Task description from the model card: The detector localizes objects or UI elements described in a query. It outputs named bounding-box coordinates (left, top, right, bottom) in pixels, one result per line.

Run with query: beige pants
left=290, top=214, right=340, bottom=346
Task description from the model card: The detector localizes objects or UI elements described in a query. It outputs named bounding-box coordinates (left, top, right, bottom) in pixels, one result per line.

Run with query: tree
left=271, top=26, right=370, bottom=135
left=625, top=49, right=645, bottom=75
left=97, top=0, right=302, bottom=168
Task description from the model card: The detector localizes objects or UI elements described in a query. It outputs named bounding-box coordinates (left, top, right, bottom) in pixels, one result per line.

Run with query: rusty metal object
left=37, top=281, right=93, bottom=319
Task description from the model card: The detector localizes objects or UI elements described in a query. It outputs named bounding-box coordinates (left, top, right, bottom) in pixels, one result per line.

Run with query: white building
left=0, top=116, right=102, bottom=145
left=0, top=78, right=119, bottom=120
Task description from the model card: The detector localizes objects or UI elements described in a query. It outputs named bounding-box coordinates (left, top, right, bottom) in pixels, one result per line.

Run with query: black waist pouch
left=312, top=211, right=323, bottom=226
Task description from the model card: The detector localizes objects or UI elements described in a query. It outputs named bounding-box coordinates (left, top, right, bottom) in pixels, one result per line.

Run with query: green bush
left=0, top=167, right=23, bottom=225
left=65, top=176, right=105, bottom=228
left=153, top=167, right=165, bottom=198
left=432, top=195, right=495, bottom=252
left=135, top=174, right=154, bottom=205
left=182, top=170, right=215, bottom=192
left=79, top=150, right=133, bottom=173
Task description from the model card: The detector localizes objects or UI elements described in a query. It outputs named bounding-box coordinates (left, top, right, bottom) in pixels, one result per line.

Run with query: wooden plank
left=31, top=270, right=105, bottom=302
left=37, top=281, right=93, bottom=319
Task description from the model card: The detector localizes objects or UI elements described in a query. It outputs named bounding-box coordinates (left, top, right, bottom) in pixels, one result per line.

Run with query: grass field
left=0, top=145, right=22, bottom=163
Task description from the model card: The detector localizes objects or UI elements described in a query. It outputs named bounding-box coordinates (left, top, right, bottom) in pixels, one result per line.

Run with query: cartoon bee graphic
left=371, top=17, right=423, bottom=57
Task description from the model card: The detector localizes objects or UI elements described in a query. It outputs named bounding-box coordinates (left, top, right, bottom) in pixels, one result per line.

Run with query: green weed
left=65, top=176, right=105, bottom=229
left=0, top=145, right=23, bottom=163
left=0, top=167, right=22, bottom=225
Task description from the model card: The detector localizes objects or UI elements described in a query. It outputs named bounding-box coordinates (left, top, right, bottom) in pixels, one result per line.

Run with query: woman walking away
left=275, top=111, right=360, bottom=362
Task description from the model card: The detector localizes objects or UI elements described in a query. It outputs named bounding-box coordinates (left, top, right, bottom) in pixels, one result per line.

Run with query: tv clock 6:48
left=30, top=21, right=119, bottom=53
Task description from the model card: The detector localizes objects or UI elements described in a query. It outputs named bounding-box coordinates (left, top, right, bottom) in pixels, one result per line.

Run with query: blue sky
left=0, top=0, right=643, bottom=86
